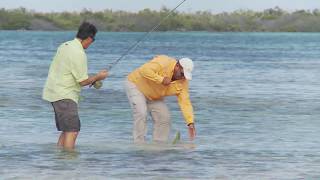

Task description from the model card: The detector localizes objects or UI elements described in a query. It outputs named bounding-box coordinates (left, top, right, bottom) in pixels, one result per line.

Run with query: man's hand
left=188, top=123, right=196, bottom=141
left=88, top=70, right=108, bottom=88
left=162, top=77, right=171, bottom=86
left=97, top=69, right=108, bottom=80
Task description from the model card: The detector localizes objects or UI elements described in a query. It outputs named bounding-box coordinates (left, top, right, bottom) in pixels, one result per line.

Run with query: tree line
left=1, top=7, right=320, bottom=32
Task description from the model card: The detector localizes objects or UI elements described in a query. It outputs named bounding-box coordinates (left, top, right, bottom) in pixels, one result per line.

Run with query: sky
left=0, top=0, right=320, bottom=13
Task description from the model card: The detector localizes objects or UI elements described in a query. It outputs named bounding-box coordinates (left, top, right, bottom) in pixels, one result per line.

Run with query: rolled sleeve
left=139, top=62, right=164, bottom=84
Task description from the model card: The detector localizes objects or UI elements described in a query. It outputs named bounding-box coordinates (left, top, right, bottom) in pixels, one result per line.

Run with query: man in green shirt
left=43, top=22, right=108, bottom=150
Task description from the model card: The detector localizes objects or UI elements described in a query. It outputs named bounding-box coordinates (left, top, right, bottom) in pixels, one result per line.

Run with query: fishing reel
left=93, top=80, right=103, bottom=89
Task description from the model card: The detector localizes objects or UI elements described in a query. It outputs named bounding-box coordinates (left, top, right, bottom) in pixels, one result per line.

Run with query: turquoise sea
left=1, top=31, right=320, bottom=179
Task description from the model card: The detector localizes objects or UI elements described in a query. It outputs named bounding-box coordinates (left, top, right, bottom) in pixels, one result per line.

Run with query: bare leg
left=63, top=132, right=79, bottom=150
left=57, top=132, right=65, bottom=147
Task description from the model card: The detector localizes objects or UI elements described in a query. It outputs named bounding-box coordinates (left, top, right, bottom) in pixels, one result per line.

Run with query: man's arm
left=177, top=83, right=196, bottom=140
left=80, top=70, right=108, bottom=87
left=139, top=61, right=164, bottom=84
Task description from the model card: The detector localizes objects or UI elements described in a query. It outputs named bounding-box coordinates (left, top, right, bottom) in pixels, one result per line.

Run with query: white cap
left=179, top=58, right=194, bottom=80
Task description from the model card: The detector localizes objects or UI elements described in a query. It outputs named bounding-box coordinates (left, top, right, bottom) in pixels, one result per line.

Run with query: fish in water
left=172, top=131, right=181, bottom=144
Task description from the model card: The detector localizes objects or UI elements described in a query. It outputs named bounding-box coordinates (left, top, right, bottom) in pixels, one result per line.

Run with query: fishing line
left=93, top=0, right=187, bottom=89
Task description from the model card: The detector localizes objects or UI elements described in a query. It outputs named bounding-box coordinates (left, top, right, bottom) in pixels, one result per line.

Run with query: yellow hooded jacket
left=127, top=55, right=194, bottom=125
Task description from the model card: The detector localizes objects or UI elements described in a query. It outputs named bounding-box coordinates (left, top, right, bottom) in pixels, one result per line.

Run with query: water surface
left=1, top=31, right=320, bottom=179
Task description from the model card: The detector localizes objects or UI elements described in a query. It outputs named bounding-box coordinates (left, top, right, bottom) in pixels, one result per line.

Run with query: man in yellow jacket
left=125, top=55, right=195, bottom=143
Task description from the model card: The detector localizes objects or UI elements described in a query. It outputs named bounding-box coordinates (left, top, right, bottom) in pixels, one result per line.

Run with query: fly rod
left=92, top=0, right=187, bottom=89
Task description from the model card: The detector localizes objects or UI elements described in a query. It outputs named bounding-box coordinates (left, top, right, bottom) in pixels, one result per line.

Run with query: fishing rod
left=92, top=0, right=187, bottom=89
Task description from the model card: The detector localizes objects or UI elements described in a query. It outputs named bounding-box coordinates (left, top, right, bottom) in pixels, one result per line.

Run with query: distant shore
left=1, top=7, right=320, bottom=32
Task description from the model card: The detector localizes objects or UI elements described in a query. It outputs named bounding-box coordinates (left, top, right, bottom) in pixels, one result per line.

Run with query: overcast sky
left=1, top=0, right=320, bottom=13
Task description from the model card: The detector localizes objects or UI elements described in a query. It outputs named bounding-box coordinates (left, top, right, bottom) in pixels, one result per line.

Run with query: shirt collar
left=74, top=38, right=84, bottom=50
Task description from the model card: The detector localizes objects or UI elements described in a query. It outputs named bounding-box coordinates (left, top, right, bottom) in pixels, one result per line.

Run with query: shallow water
left=1, top=31, right=320, bottom=179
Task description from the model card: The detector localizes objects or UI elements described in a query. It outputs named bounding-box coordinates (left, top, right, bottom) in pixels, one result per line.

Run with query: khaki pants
left=125, top=80, right=171, bottom=143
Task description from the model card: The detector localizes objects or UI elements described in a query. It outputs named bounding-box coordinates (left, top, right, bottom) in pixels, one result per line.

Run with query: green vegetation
left=1, top=7, right=320, bottom=32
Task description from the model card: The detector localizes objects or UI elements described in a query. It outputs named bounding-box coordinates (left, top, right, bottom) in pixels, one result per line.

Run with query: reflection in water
left=133, top=142, right=197, bottom=151
left=55, top=147, right=80, bottom=160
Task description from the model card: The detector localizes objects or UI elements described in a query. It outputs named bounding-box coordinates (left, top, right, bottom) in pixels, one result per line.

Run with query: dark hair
left=76, top=22, right=97, bottom=40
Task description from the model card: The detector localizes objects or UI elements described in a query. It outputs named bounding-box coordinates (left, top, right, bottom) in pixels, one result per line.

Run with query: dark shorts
left=51, top=99, right=80, bottom=132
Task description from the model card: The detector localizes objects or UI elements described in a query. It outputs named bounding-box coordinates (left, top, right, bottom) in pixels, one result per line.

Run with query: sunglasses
left=90, top=36, right=95, bottom=42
